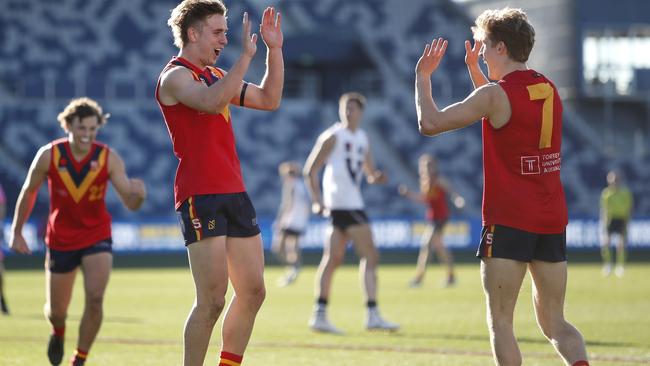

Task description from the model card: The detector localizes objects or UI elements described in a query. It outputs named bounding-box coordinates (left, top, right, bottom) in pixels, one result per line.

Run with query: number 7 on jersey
left=527, top=83, right=554, bottom=149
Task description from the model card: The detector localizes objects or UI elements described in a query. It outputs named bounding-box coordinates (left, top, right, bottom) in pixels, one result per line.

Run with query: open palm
left=416, top=37, right=448, bottom=76
left=260, top=7, right=283, bottom=49
left=241, top=12, right=258, bottom=58
left=465, top=39, right=482, bottom=66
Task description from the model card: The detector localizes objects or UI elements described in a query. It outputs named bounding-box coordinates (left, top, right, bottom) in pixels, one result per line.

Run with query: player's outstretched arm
left=303, top=132, right=335, bottom=216
left=398, top=185, right=426, bottom=204
left=415, top=37, right=495, bottom=136
left=159, top=12, right=257, bottom=114
left=236, top=7, right=284, bottom=111
left=108, top=150, right=146, bottom=211
left=10, top=146, right=50, bottom=254
left=465, top=40, right=489, bottom=89
left=439, top=177, right=465, bottom=209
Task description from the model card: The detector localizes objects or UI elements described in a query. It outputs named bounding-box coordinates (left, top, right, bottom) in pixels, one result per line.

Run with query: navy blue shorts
left=330, top=210, right=369, bottom=231
left=47, top=239, right=113, bottom=273
left=476, top=224, right=566, bottom=263
left=177, top=192, right=261, bottom=246
left=430, top=218, right=448, bottom=233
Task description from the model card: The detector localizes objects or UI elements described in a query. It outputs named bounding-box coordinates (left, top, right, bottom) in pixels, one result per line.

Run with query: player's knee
left=197, top=295, right=227, bottom=319
left=361, top=249, right=380, bottom=267
left=85, top=292, right=105, bottom=311
left=243, top=282, right=266, bottom=309
left=328, top=253, right=345, bottom=267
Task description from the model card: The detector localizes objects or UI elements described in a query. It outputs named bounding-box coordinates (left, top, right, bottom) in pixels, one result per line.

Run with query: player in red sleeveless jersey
left=10, top=98, right=146, bottom=366
left=399, top=154, right=464, bottom=287
left=156, top=1, right=283, bottom=365
left=414, top=7, right=589, bottom=366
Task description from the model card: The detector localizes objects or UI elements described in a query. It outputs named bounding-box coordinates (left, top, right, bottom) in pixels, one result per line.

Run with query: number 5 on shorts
left=527, top=83, right=554, bottom=149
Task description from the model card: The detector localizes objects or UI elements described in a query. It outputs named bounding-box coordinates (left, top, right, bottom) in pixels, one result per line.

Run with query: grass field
left=0, top=263, right=649, bottom=365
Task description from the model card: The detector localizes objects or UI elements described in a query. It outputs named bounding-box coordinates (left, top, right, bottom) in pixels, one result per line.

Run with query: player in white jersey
left=272, top=162, right=311, bottom=286
left=303, top=92, right=399, bottom=334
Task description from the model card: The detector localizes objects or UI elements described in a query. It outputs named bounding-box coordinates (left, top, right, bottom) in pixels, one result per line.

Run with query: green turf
left=0, top=263, right=648, bottom=365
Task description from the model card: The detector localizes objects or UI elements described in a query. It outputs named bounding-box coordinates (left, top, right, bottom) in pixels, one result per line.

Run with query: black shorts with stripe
left=476, top=224, right=566, bottom=263
left=177, top=192, right=261, bottom=246
left=330, top=210, right=369, bottom=231
left=47, top=238, right=113, bottom=273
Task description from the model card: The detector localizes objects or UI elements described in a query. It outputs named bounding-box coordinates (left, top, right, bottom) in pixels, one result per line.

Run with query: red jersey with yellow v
left=46, top=139, right=112, bottom=250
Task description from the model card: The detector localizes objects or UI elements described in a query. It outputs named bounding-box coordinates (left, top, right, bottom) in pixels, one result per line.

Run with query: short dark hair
left=168, top=0, right=227, bottom=49
left=472, top=7, right=535, bottom=63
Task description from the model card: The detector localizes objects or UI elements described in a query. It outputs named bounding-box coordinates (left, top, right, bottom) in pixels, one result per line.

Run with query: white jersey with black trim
left=322, top=123, right=368, bottom=210
left=280, top=177, right=311, bottom=231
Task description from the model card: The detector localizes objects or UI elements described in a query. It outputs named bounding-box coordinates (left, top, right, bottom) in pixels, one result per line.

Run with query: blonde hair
left=338, top=92, right=367, bottom=110
left=57, top=97, right=109, bottom=132
left=472, top=7, right=535, bottom=63
left=168, top=0, right=227, bottom=49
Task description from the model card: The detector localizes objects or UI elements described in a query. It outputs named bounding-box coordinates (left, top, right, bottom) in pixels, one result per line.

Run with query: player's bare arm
left=363, top=149, right=387, bottom=184
left=303, top=132, right=336, bottom=215
left=9, top=145, right=50, bottom=255
left=159, top=12, right=258, bottom=114
left=465, top=39, right=489, bottom=89
left=232, top=7, right=284, bottom=111
left=415, top=37, right=508, bottom=136
left=108, top=150, right=146, bottom=211
left=398, top=185, right=427, bottom=204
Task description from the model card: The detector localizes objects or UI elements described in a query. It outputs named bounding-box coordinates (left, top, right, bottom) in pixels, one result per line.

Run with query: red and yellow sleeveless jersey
left=46, top=139, right=112, bottom=250
left=425, top=181, right=449, bottom=221
left=482, top=70, right=568, bottom=234
left=155, top=56, right=245, bottom=209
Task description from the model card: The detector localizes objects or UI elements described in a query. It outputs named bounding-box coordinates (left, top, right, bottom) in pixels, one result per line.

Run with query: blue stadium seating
left=0, top=0, right=646, bottom=223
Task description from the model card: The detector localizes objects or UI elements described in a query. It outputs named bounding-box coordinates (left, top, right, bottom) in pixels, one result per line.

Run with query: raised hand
left=260, top=7, right=283, bottom=49
left=241, top=12, right=258, bottom=58
left=465, top=39, right=483, bottom=66
left=415, top=37, right=448, bottom=77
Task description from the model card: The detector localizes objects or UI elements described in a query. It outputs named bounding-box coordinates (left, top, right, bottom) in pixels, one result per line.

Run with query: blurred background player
left=414, top=7, right=589, bottom=366
left=0, top=182, right=8, bottom=315
left=272, top=161, right=310, bottom=286
left=304, top=92, right=399, bottom=334
left=156, top=1, right=284, bottom=365
left=398, top=153, right=465, bottom=288
left=9, top=97, right=146, bottom=366
left=600, top=170, right=633, bottom=277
